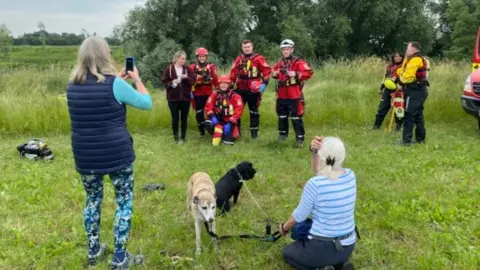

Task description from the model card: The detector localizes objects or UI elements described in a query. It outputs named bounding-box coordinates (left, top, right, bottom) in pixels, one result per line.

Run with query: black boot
left=198, top=125, right=205, bottom=137
left=251, top=129, right=258, bottom=139
left=340, top=261, right=354, bottom=270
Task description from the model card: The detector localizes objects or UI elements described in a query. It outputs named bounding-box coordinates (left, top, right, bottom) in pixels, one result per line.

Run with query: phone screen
left=125, top=57, right=134, bottom=74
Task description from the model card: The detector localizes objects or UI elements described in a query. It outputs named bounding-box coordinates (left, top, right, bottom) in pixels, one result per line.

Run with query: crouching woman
left=278, top=136, right=357, bottom=270
left=203, top=75, right=244, bottom=146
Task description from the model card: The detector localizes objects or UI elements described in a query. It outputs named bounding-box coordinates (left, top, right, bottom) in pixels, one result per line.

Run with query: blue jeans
left=81, top=164, right=134, bottom=256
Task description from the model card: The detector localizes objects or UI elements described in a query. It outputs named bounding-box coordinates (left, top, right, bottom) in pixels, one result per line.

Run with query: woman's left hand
left=117, top=68, right=129, bottom=79
left=279, top=223, right=289, bottom=236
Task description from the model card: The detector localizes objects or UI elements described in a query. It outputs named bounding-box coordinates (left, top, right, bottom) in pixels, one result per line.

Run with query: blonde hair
left=70, top=36, right=117, bottom=84
left=172, top=50, right=187, bottom=64
left=316, top=137, right=346, bottom=180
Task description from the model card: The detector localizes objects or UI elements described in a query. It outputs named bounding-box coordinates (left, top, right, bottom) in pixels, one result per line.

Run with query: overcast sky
left=0, top=0, right=146, bottom=37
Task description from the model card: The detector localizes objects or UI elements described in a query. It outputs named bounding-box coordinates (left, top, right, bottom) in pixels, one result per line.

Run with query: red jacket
left=385, top=63, right=402, bottom=79
left=189, top=62, right=219, bottom=96
left=380, top=63, right=402, bottom=90
left=204, top=89, right=244, bottom=124
left=162, top=64, right=195, bottom=101
left=229, top=53, right=271, bottom=91
left=272, top=56, right=313, bottom=99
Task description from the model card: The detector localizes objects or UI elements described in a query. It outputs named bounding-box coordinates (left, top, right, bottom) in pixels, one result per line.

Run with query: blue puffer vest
left=66, top=73, right=135, bottom=175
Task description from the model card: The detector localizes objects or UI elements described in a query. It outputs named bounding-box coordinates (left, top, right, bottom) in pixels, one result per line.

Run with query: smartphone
left=125, top=56, right=135, bottom=74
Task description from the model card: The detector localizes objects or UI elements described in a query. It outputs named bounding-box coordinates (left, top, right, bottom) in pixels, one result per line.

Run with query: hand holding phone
left=118, top=66, right=140, bottom=82
left=125, top=56, right=135, bottom=75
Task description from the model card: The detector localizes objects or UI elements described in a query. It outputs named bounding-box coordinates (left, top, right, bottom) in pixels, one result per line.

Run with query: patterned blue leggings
left=81, top=164, right=134, bottom=256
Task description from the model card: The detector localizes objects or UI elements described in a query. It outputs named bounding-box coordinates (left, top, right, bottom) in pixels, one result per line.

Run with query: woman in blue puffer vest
left=66, top=36, right=152, bottom=269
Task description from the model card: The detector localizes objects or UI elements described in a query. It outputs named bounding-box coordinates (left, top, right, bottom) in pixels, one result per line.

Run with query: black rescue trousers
left=276, top=98, right=305, bottom=142
left=235, top=89, right=261, bottom=138
left=402, top=83, right=428, bottom=144
left=193, top=95, right=209, bottom=135
left=373, top=89, right=403, bottom=130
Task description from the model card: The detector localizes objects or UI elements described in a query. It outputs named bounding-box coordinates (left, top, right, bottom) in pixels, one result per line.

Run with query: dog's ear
left=193, top=196, right=199, bottom=204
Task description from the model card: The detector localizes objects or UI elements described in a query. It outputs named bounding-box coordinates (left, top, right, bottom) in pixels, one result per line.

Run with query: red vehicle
left=461, top=27, right=480, bottom=129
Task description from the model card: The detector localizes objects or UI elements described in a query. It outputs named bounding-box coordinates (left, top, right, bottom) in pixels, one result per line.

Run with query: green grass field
left=0, top=46, right=124, bottom=70
left=1, top=51, right=479, bottom=269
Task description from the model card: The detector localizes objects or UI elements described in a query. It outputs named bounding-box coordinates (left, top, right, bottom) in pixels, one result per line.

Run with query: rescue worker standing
left=272, top=39, right=313, bottom=146
left=189, top=47, right=219, bottom=136
left=373, top=52, right=404, bottom=130
left=397, top=42, right=429, bottom=145
left=204, top=75, right=244, bottom=146
left=229, top=39, right=272, bottom=139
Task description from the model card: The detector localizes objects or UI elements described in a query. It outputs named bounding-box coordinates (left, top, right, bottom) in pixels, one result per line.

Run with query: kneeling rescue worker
left=397, top=41, right=430, bottom=145
left=204, top=75, right=244, bottom=146
left=272, top=39, right=313, bottom=146
left=373, top=52, right=404, bottom=131
left=190, top=47, right=219, bottom=136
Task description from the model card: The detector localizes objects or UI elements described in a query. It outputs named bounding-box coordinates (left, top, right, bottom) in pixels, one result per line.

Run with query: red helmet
left=249, top=80, right=262, bottom=93
left=218, top=75, right=231, bottom=84
left=196, top=47, right=208, bottom=56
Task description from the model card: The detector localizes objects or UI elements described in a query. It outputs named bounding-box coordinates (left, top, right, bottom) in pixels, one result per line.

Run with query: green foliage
left=444, top=0, right=480, bottom=60
left=114, top=0, right=252, bottom=85
left=0, top=46, right=124, bottom=70
left=0, top=24, right=13, bottom=61
left=138, top=39, right=183, bottom=88
left=5, top=0, right=480, bottom=62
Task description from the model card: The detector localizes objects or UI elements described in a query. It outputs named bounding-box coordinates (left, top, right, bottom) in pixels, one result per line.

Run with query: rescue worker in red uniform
left=229, top=39, right=272, bottom=139
left=204, top=75, right=244, bottom=146
left=271, top=39, right=313, bottom=146
left=190, top=47, right=219, bottom=136
left=373, top=52, right=404, bottom=130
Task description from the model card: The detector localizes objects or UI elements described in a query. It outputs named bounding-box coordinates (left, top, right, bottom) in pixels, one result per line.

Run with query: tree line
left=107, top=0, right=480, bottom=87
left=0, top=22, right=120, bottom=47
left=1, top=0, right=479, bottom=84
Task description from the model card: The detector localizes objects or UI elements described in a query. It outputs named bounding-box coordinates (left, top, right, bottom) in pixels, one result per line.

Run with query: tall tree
left=0, top=24, right=13, bottom=60
left=444, top=0, right=480, bottom=60
left=37, top=21, right=47, bottom=46
left=115, top=0, right=252, bottom=87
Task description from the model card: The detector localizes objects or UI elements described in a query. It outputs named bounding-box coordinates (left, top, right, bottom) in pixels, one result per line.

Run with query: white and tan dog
left=186, top=172, right=218, bottom=255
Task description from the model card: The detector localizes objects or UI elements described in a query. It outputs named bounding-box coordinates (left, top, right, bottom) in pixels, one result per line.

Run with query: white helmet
left=280, top=39, right=294, bottom=48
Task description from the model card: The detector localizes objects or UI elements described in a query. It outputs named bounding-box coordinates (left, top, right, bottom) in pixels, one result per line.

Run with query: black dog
left=215, top=161, right=256, bottom=214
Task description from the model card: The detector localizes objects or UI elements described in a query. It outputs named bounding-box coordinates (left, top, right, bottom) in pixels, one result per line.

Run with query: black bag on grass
left=17, top=138, right=54, bottom=161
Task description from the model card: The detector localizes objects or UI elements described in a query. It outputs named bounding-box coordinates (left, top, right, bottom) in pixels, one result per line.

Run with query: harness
left=236, top=53, right=260, bottom=79
left=386, top=63, right=402, bottom=79
left=214, top=90, right=235, bottom=118
left=277, top=56, right=303, bottom=87
left=203, top=168, right=282, bottom=243
left=193, top=63, right=213, bottom=85
left=403, top=54, right=430, bottom=86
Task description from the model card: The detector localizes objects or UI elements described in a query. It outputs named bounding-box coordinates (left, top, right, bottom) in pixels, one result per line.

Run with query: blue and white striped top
left=292, top=168, right=357, bottom=246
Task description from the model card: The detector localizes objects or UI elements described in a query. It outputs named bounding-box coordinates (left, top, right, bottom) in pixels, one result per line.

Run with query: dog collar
left=234, top=167, right=245, bottom=182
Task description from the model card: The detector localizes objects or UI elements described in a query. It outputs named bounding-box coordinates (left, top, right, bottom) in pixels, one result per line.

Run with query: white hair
left=70, top=36, right=117, bottom=84
left=316, top=137, right=346, bottom=180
